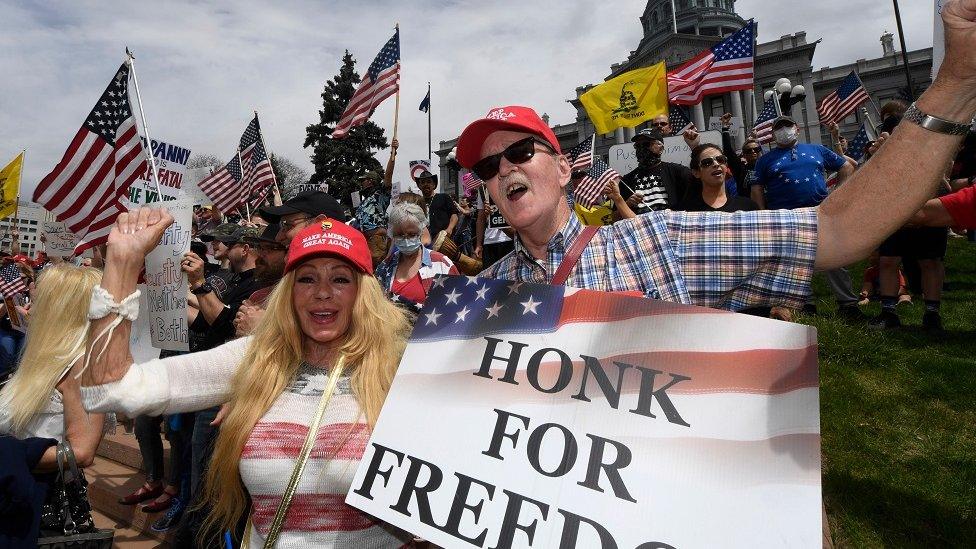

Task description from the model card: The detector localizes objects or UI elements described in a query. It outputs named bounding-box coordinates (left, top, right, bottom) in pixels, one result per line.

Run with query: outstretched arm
left=814, top=0, right=976, bottom=270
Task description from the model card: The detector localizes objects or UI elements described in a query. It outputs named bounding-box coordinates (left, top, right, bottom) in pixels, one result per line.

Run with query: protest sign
left=42, top=222, right=79, bottom=256
left=125, top=138, right=191, bottom=206
left=130, top=284, right=161, bottom=363
left=142, top=195, right=193, bottom=351
left=609, top=130, right=722, bottom=175
left=348, top=278, right=821, bottom=548
left=708, top=116, right=742, bottom=133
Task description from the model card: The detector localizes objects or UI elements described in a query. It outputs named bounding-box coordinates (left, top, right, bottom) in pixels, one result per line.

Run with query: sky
left=0, top=0, right=938, bottom=198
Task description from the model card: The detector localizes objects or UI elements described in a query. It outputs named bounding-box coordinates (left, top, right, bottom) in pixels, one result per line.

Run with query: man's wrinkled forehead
left=479, top=129, right=538, bottom=160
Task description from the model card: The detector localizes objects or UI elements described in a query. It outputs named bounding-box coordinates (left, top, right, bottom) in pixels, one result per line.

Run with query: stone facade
left=436, top=0, right=931, bottom=196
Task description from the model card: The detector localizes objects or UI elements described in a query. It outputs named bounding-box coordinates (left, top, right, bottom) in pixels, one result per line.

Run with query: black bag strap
left=55, top=443, right=78, bottom=535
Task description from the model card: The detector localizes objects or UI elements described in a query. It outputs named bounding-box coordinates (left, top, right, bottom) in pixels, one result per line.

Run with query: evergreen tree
left=305, top=51, right=388, bottom=205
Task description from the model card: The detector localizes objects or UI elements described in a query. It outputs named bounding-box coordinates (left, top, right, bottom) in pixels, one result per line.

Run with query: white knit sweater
left=82, top=337, right=411, bottom=548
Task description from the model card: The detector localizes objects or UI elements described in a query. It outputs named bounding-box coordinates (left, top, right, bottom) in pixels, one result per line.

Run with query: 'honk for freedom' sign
left=348, top=277, right=821, bottom=548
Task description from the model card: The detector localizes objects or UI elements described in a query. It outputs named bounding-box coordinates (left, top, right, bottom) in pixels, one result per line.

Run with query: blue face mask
left=395, top=236, right=422, bottom=255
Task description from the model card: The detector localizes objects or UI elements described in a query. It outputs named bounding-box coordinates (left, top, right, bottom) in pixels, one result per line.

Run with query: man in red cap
left=456, top=23, right=976, bottom=315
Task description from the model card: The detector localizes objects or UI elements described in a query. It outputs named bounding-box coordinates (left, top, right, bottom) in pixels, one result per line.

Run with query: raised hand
left=939, top=0, right=976, bottom=92
left=107, top=207, right=174, bottom=264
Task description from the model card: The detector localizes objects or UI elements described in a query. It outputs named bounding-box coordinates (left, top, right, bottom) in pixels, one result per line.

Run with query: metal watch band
left=903, top=103, right=973, bottom=136
left=191, top=282, right=213, bottom=295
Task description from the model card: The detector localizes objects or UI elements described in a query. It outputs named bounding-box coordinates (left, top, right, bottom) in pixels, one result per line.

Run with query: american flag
left=365, top=276, right=822, bottom=546
left=845, top=122, right=875, bottom=162
left=32, top=61, right=147, bottom=254
left=461, top=172, right=482, bottom=195
left=752, top=96, right=779, bottom=144
left=197, top=115, right=275, bottom=212
left=409, top=160, right=432, bottom=181
left=668, top=22, right=755, bottom=105
left=573, top=156, right=621, bottom=208
left=817, top=71, right=869, bottom=126
left=0, top=262, right=27, bottom=297
left=668, top=105, right=694, bottom=136
left=333, top=29, right=401, bottom=139
left=565, top=134, right=595, bottom=172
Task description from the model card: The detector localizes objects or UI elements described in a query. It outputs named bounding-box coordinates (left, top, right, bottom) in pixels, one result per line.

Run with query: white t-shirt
left=475, top=194, right=512, bottom=245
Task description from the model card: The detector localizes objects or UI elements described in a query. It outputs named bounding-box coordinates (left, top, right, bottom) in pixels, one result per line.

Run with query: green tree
left=304, top=50, right=388, bottom=205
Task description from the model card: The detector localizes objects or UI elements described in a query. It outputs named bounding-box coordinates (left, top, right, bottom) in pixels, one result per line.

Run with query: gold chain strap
left=241, top=356, right=347, bottom=549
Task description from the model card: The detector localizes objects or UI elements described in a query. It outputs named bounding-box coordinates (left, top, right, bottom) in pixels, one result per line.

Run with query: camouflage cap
left=199, top=222, right=240, bottom=242
left=216, top=225, right=263, bottom=244
left=359, top=170, right=382, bottom=182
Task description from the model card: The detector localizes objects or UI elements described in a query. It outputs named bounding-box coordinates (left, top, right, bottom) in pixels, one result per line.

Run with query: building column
left=614, top=127, right=626, bottom=145
left=623, top=126, right=635, bottom=142
left=691, top=103, right=706, bottom=130
left=730, top=90, right=745, bottom=149
left=802, top=73, right=822, bottom=145
left=743, top=89, right=755, bottom=132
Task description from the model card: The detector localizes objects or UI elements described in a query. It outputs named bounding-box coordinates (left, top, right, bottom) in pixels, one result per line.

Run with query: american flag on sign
left=461, top=172, right=482, bottom=195
left=197, top=115, right=275, bottom=212
left=845, top=123, right=874, bottom=163
left=752, top=96, right=779, bottom=144
left=565, top=134, right=595, bottom=172
left=0, top=262, right=27, bottom=297
left=32, top=61, right=148, bottom=254
left=366, top=276, right=821, bottom=546
left=668, top=105, right=694, bottom=136
left=409, top=160, right=432, bottom=181
left=333, top=29, right=401, bottom=139
left=817, top=71, right=869, bottom=126
left=572, top=157, right=620, bottom=208
left=668, top=22, right=755, bottom=105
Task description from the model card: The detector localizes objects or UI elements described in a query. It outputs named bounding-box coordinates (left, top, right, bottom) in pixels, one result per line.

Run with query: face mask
left=635, top=145, right=661, bottom=165
left=394, top=236, right=422, bottom=255
left=773, top=127, right=798, bottom=146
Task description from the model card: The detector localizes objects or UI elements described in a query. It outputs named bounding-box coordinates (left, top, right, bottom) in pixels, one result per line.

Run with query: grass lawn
left=803, top=238, right=976, bottom=547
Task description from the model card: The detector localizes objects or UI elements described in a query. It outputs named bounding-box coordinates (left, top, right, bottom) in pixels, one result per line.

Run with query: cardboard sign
left=42, top=222, right=79, bottom=257
left=708, top=116, right=742, bottom=133
left=125, top=138, right=192, bottom=206
left=608, top=130, right=722, bottom=176
left=348, top=278, right=822, bottom=548
left=142, top=196, right=193, bottom=352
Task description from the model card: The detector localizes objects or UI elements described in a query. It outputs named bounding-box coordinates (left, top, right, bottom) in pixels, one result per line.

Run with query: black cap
left=632, top=128, right=665, bottom=143
left=772, top=116, right=797, bottom=130
left=259, top=191, right=346, bottom=223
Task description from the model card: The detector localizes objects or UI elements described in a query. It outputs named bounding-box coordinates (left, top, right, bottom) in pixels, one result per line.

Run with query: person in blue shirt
left=750, top=116, right=864, bottom=320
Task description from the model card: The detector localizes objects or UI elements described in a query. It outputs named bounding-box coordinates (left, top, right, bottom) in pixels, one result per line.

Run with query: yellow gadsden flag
left=579, top=62, right=668, bottom=135
left=0, top=152, right=23, bottom=220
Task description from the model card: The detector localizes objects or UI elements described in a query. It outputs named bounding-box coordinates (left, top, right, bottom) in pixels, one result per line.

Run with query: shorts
left=878, top=227, right=948, bottom=260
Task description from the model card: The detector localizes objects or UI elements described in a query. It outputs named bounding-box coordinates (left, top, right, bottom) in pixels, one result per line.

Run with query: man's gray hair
left=388, top=201, right=428, bottom=232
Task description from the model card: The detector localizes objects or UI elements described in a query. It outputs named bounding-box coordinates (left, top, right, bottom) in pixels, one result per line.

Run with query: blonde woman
left=81, top=208, right=414, bottom=547
left=0, top=264, right=106, bottom=471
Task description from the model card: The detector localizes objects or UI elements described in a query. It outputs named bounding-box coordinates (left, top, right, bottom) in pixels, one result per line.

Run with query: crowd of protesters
left=1, top=2, right=976, bottom=547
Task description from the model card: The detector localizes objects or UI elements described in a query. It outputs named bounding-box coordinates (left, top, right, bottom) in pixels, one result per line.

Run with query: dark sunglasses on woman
left=697, top=155, right=728, bottom=168
left=471, top=136, right=555, bottom=181
left=742, top=146, right=762, bottom=154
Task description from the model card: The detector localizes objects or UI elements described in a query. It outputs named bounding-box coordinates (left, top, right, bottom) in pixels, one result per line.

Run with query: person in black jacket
left=620, top=128, right=694, bottom=212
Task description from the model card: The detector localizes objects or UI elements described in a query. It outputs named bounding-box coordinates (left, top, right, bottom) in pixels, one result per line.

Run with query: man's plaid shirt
left=480, top=208, right=819, bottom=311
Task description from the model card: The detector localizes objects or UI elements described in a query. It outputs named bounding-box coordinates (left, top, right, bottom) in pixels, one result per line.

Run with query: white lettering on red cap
left=485, top=108, right=516, bottom=121
left=300, top=233, right=353, bottom=250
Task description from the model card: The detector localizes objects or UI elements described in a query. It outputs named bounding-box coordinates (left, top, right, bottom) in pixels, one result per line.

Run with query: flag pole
left=255, top=111, right=283, bottom=206
left=670, top=0, right=678, bottom=33
left=392, top=23, right=401, bottom=146
left=426, top=82, right=432, bottom=162
left=125, top=48, right=164, bottom=199
left=14, top=149, right=25, bottom=228
left=238, top=149, right=251, bottom=219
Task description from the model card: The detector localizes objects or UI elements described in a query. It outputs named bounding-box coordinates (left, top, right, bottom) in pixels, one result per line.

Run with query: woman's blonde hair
left=199, top=269, right=411, bottom=539
left=0, top=264, right=102, bottom=435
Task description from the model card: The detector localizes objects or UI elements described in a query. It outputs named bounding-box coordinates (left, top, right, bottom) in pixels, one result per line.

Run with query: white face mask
left=773, top=126, right=798, bottom=146
left=394, top=236, right=422, bottom=255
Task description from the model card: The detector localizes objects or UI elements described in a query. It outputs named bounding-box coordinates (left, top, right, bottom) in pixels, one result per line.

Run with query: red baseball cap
left=456, top=106, right=562, bottom=169
left=284, top=219, right=373, bottom=275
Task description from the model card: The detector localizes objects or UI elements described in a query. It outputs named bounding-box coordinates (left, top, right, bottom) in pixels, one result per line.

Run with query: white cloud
left=0, top=0, right=936, bottom=197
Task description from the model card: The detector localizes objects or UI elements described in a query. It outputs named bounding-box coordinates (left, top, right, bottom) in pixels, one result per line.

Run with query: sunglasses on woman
left=697, top=155, right=728, bottom=168
left=471, top=136, right=554, bottom=181
left=742, top=146, right=762, bottom=154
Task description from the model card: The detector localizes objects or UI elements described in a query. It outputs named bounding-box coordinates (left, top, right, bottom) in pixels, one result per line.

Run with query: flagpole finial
left=125, top=47, right=134, bottom=60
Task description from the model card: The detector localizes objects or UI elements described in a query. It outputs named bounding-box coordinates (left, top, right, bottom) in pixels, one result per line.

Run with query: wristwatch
left=191, top=281, right=214, bottom=295
left=903, top=103, right=974, bottom=136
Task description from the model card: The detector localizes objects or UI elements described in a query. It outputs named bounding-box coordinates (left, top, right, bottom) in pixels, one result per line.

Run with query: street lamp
left=765, top=77, right=810, bottom=142
left=445, top=146, right=460, bottom=197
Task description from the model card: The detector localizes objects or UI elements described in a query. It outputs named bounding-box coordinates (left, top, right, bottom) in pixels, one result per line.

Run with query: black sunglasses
left=650, top=121, right=670, bottom=127
left=697, top=155, right=728, bottom=168
left=742, top=146, right=762, bottom=154
left=471, top=137, right=554, bottom=181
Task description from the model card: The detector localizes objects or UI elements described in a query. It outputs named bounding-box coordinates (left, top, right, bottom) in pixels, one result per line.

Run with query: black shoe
left=868, top=310, right=901, bottom=329
left=151, top=496, right=184, bottom=532
left=801, top=303, right=818, bottom=315
left=922, top=311, right=944, bottom=333
left=836, top=304, right=866, bottom=322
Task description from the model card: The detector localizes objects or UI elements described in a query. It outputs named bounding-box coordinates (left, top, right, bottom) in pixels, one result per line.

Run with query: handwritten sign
left=124, top=138, right=192, bottom=207
left=609, top=130, right=722, bottom=176
left=42, top=222, right=79, bottom=257
left=348, top=278, right=822, bottom=548
left=143, top=195, right=193, bottom=351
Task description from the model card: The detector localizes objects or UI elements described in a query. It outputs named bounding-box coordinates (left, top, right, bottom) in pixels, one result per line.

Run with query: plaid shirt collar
left=511, top=213, right=585, bottom=282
